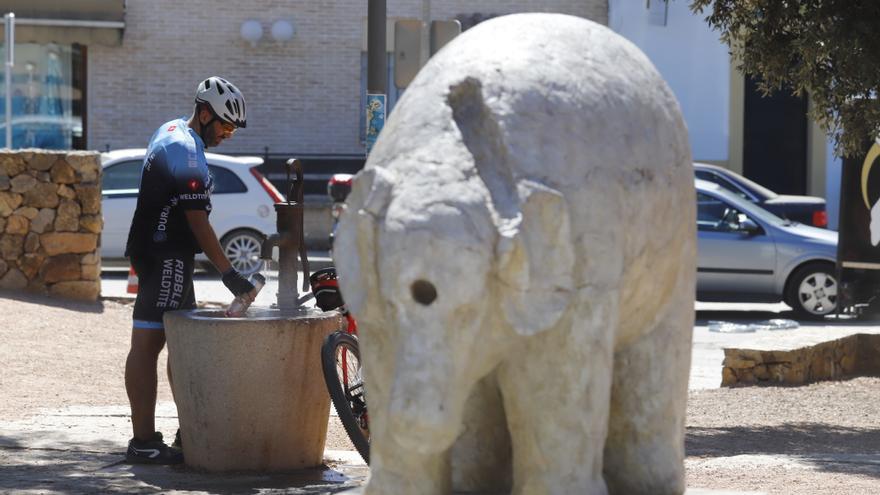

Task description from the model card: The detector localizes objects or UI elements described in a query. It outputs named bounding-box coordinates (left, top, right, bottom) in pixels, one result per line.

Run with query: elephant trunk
left=387, top=332, right=464, bottom=454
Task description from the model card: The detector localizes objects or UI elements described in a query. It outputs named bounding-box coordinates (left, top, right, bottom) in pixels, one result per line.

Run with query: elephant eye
left=411, top=279, right=437, bottom=306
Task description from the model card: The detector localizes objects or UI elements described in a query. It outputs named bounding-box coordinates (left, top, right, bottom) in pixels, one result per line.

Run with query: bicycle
left=310, top=267, right=370, bottom=463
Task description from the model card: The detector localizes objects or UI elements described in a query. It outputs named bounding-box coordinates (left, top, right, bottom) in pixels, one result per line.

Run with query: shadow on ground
left=0, top=288, right=106, bottom=313
left=687, top=422, right=880, bottom=479
left=0, top=432, right=366, bottom=494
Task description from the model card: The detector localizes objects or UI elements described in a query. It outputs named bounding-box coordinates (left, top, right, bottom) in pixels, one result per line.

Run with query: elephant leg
left=451, top=370, right=513, bottom=493
left=603, top=292, right=693, bottom=495
left=365, top=446, right=451, bottom=495
left=497, top=296, right=617, bottom=495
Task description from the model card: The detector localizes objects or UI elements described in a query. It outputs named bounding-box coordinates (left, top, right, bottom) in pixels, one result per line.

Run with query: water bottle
left=225, top=273, right=266, bottom=317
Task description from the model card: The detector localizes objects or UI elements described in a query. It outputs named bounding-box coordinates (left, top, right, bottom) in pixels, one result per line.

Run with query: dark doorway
left=743, top=75, right=808, bottom=195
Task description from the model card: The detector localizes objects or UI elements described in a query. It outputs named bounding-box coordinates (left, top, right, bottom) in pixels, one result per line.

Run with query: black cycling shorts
left=131, top=252, right=196, bottom=330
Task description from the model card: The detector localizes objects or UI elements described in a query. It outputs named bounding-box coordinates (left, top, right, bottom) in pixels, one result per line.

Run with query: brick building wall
left=88, top=0, right=607, bottom=157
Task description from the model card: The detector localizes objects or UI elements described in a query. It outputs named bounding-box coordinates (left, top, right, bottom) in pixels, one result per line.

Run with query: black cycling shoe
left=125, top=431, right=184, bottom=465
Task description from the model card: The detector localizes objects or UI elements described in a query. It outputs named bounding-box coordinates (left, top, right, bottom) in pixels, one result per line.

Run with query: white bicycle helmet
left=194, top=77, right=247, bottom=128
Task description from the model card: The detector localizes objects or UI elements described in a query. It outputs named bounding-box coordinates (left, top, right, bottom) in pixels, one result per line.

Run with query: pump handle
left=285, top=158, right=304, bottom=204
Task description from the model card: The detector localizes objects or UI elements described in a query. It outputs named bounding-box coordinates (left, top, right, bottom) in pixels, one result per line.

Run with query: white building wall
left=609, top=0, right=730, bottom=162
left=88, top=0, right=607, bottom=156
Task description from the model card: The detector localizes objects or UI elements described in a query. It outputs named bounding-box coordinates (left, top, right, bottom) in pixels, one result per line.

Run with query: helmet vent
left=204, top=79, right=211, bottom=90
left=217, top=84, right=226, bottom=95
left=225, top=100, right=234, bottom=114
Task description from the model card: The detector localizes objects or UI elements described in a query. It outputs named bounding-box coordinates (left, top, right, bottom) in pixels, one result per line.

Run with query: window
left=102, top=160, right=142, bottom=191
left=697, top=192, right=733, bottom=231
left=0, top=43, right=86, bottom=149
left=696, top=170, right=751, bottom=200
left=208, top=165, right=246, bottom=194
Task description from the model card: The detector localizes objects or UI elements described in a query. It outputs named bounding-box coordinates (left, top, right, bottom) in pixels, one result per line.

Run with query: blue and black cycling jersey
left=125, top=118, right=214, bottom=257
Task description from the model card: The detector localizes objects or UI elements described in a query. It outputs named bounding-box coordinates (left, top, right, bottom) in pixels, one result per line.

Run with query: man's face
left=201, top=109, right=236, bottom=147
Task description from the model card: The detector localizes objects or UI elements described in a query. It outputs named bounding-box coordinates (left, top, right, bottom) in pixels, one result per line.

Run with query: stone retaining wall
left=0, top=151, right=101, bottom=301
left=722, top=334, right=880, bottom=386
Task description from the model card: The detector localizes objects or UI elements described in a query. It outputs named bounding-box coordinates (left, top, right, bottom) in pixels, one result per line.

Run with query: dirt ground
left=2, top=291, right=879, bottom=494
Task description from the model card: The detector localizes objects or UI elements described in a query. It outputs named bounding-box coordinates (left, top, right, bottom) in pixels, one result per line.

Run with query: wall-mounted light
left=270, top=20, right=295, bottom=43
left=240, top=19, right=263, bottom=47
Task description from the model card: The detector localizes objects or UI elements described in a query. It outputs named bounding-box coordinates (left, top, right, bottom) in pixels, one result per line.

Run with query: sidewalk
left=0, top=402, right=369, bottom=494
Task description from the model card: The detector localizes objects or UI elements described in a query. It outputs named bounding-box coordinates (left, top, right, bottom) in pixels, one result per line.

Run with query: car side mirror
left=738, top=217, right=761, bottom=235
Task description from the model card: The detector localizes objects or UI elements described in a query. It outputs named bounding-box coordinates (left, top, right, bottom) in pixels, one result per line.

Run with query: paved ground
left=3, top=277, right=880, bottom=494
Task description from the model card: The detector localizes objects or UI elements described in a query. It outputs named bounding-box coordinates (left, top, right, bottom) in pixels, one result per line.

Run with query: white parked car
left=100, top=149, right=282, bottom=275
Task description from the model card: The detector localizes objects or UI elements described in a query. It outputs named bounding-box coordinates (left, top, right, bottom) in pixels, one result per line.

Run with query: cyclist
left=123, top=77, right=257, bottom=464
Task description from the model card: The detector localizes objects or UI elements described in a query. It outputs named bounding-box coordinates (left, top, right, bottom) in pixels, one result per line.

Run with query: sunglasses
left=218, top=121, right=237, bottom=135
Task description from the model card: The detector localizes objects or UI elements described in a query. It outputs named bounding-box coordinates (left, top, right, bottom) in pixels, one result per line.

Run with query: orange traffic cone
left=126, top=266, right=139, bottom=294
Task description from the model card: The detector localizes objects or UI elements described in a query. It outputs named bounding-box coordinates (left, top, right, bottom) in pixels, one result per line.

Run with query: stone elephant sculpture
left=334, top=13, right=695, bottom=495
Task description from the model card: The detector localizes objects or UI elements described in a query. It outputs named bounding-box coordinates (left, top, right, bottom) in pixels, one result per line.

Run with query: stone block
left=0, top=258, right=6, bottom=277
left=41, top=254, right=82, bottom=283
left=0, top=154, right=26, bottom=176
left=54, top=200, right=81, bottom=232
left=50, top=159, right=77, bottom=184
left=74, top=184, right=101, bottom=214
left=28, top=153, right=62, bottom=172
left=0, top=174, right=8, bottom=191
left=81, top=262, right=100, bottom=280
left=26, top=278, right=47, bottom=295
left=753, top=364, right=769, bottom=381
left=49, top=280, right=100, bottom=301
left=0, top=268, right=27, bottom=289
left=24, top=232, right=39, bottom=253
left=65, top=151, right=100, bottom=172
left=10, top=174, right=36, bottom=193
left=722, top=356, right=756, bottom=370
left=840, top=354, right=857, bottom=374
left=20, top=253, right=45, bottom=279
left=79, top=215, right=103, bottom=234
left=22, top=182, right=59, bottom=209
left=67, top=152, right=100, bottom=183
left=57, top=184, right=76, bottom=200
left=721, top=367, right=737, bottom=386
left=39, top=232, right=98, bottom=256
left=30, top=208, right=55, bottom=234
left=0, top=191, right=23, bottom=217
left=5, top=215, right=29, bottom=235
left=0, top=217, right=4, bottom=232
left=81, top=252, right=99, bottom=264
left=0, top=234, right=24, bottom=259
left=14, top=206, right=38, bottom=220
left=35, top=171, right=50, bottom=182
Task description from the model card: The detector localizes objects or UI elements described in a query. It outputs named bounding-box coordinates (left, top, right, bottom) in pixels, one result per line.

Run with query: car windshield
left=699, top=182, right=788, bottom=227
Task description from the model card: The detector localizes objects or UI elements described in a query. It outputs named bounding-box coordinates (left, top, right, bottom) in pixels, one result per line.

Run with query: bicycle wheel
left=321, top=331, right=370, bottom=463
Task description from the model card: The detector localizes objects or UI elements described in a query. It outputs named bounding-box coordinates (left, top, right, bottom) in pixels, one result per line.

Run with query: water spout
left=260, top=158, right=310, bottom=311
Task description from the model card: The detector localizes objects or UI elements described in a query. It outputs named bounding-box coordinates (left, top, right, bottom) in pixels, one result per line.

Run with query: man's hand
left=222, top=269, right=255, bottom=298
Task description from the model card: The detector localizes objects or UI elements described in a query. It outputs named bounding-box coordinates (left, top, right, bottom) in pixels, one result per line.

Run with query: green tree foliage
left=691, top=1, right=880, bottom=156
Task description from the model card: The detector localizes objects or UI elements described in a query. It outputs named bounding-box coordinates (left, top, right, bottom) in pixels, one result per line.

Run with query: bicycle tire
left=321, top=330, right=370, bottom=463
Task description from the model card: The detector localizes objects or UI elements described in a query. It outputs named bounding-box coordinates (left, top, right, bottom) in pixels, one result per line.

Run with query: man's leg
left=125, top=327, right=166, bottom=440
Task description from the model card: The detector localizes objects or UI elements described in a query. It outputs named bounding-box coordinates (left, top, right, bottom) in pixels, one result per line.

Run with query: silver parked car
left=696, top=179, right=838, bottom=319
left=101, top=149, right=284, bottom=275
left=694, top=163, right=827, bottom=228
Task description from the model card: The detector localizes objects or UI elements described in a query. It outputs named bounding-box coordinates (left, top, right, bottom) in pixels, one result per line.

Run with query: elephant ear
left=335, top=167, right=395, bottom=324
left=496, top=181, right=575, bottom=336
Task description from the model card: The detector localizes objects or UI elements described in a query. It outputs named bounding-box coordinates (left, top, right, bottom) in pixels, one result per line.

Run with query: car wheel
left=785, top=262, right=838, bottom=320
left=221, top=229, right=265, bottom=276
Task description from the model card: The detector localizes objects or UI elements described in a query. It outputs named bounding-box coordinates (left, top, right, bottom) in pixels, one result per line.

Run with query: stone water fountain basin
left=164, top=307, right=342, bottom=472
